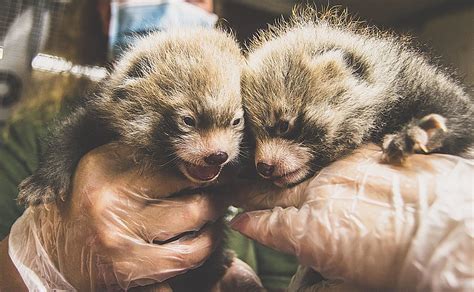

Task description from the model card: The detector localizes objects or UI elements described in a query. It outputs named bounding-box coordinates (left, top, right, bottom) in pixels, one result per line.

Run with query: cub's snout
left=176, top=126, right=243, bottom=184
left=255, top=138, right=312, bottom=187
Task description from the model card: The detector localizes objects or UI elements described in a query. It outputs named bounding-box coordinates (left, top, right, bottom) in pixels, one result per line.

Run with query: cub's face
left=243, top=29, right=373, bottom=187
left=97, top=30, right=244, bottom=183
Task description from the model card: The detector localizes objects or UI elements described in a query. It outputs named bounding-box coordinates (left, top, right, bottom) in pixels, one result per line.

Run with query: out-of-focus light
left=0, top=46, right=3, bottom=60
left=31, top=53, right=107, bottom=81
left=0, top=83, right=8, bottom=96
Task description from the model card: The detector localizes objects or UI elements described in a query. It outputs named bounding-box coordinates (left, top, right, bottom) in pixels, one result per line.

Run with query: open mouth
left=180, top=161, right=222, bottom=183
left=153, top=222, right=212, bottom=245
left=272, top=168, right=307, bottom=187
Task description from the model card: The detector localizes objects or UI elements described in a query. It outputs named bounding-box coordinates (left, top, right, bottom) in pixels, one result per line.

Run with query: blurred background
left=0, top=0, right=472, bottom=124
left=0, top=1, right=472, bottom=290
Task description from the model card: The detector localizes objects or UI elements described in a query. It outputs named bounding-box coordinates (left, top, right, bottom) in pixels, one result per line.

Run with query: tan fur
left=175, top=128, right=243, bottom=166
left=18, top=27, right=246, bottom=207
left=17, top=26, right=246, bottom=292
left=99, top=28, right=243, bottom=145
left=242, top=7, right=473, bottom=186
left=255, top=138, right=312, bottom=187
left=91, top=28, right=245, bottom=183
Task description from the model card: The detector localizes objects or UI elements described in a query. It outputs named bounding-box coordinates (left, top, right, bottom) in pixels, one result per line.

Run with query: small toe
left=419, top=114, right=447, bottom=133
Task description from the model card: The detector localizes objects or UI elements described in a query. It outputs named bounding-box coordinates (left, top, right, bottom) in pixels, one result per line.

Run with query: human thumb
left=230, top=206, right=309, bottom=255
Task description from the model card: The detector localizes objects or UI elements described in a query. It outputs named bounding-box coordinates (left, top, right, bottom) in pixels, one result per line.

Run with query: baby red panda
left=242, top=9, right=473, bottom=187
left=19, top=28, right=247, bottom=291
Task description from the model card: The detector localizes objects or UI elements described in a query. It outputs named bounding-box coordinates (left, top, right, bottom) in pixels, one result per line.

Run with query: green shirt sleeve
left=0, top=119, right=47, bottom=239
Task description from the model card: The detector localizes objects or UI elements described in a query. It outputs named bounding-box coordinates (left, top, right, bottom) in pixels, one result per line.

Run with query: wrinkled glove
left=9, top=143, right=228, bottom=291
left=231, top=144, right=474, bottom=291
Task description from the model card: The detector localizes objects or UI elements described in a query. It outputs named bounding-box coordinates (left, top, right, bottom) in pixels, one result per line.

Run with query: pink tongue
left=186, top=164, right=221, bottom=181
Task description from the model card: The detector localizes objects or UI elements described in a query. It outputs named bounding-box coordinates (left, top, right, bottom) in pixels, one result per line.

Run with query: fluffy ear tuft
left=305, top=50, right=348, bottom=81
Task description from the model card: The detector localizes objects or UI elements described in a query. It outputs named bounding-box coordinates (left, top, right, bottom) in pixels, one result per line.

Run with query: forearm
left=0, top=236, right=28, bottom=292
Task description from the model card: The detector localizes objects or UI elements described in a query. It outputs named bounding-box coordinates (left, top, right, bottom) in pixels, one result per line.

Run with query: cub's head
left=243, top=23, right=382, bottom=187
left=96, top=28, right=244, bottom=184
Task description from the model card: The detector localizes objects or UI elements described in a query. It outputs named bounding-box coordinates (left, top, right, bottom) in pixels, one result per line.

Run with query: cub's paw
left=215, top=257, right=265, bottom=292
left=18, top=174, right=63, bottom=206
left=382, top=114, right=447, bottom=164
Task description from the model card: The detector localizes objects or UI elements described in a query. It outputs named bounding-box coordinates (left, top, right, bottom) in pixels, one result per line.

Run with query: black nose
left=257, top=162, right=275, bottom=177
left=204, top=151, right=229, bottom=165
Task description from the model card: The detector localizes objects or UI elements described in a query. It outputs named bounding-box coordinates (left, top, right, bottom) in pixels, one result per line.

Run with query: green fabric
left=0, top=106, right=298, bottom=289
left=255, top=243, right=299, bottom=289
left=0, top=119, right=46, bottom=239
left=227, top=228, right=298, bottom=289
left=226, top=229, right=298, bottom=289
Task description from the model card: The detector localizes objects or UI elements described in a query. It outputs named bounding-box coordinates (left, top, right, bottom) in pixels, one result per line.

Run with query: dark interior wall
left=215, top=0, right=473, bottom=41
left=215, top=2, right=281, bottom=46
left=214, top=0, right=474, bottom=85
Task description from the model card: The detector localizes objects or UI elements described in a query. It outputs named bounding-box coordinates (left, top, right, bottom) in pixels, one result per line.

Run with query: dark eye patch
left=300, top=115, right=327, bottom=145
left=284, top=116, right=304, bottom=140
left=126, top=56, right=152, bottom=79
left=278, top=120, right=290, bottom=133
left=266, top=116, right=302, bottom=140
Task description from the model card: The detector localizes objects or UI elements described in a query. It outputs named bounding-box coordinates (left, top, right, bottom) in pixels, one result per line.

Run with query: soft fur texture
left=243, top=8, right=474, bottom=187
left=19, top=28, right=245, bottom=205
left=18, top=28, right=246, bottom=291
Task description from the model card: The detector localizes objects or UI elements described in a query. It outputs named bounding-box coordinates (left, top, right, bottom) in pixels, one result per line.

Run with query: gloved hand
left=8, top=143, right=228, bottom=291
left=230, top=144, right=474, bottom=291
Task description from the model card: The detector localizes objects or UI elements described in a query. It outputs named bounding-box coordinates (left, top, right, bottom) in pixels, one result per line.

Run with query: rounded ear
left=305, top=48, right=370, bottom=81
left=304, top=50, right=349, bottom=81
left=342, top=51, right=368, bottom=78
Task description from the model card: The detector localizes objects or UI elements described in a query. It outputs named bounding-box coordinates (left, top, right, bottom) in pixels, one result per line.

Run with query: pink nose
left=256, top=162, right=275, bottom=177
left=204, top=151, right=228, bottom=165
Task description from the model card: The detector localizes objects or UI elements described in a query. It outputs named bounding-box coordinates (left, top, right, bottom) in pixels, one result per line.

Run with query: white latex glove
left=8, top=143, right=228, bottom=291
left=230, top=144, right=474, bottom=291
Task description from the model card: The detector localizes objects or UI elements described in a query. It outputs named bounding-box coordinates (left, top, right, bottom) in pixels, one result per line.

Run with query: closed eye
left=277, top=120, right=290, bottom=134
left=275, top=117, right=297, bottom=136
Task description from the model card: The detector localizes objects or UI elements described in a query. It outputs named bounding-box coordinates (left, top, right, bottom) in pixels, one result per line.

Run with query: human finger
left=101, top=225, right=218, bottom=289
left=107, top=191, right=227, bottom=244
left=229, top=206, right=306, bottom=255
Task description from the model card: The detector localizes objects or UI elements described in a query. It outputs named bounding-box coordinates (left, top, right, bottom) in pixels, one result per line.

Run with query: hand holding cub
left=231, top=144, right=474, bottom=291
left=9, top=143, right=228, bottom=291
